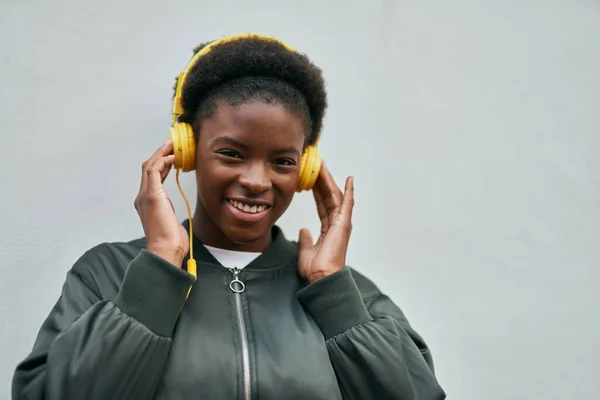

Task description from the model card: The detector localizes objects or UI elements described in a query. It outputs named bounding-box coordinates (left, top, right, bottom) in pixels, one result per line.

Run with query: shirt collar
left=182, top=219, right=297, bottom=271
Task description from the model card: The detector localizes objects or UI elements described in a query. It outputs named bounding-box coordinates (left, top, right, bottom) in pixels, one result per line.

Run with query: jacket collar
left=182, top=219, right=298, bottom=271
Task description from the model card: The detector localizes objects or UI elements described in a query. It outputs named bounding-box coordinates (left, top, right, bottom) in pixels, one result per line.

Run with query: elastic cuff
left=297, top=267, right=372, bottom=339
left=114, top=249, right=195, bottom=337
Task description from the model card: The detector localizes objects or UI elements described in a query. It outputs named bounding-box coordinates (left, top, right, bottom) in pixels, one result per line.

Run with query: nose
left=238, top=162, right=272, bottom=193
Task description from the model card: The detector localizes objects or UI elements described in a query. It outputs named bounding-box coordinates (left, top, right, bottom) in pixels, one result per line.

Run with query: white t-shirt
left=203, top=245, right=262, bottom=269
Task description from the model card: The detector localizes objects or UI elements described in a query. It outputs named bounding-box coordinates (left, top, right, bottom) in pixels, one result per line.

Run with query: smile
left=227, top=199, right=270, bottom=214
left=226, top=198, right=271, bottom=223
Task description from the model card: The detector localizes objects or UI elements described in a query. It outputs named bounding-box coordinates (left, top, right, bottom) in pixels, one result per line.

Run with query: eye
left=217, top=149, right=241, bottom=159
left=272, top=158, right=296, bottom=166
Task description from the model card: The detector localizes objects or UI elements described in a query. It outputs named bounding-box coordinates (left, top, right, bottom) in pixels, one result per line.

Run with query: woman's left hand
left=298, top=162, right=355, bottom=284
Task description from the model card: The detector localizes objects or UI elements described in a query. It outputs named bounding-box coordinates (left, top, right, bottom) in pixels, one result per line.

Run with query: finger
left=338, top=176, right=355, bottom=223
left=159, top=154, right=175, bottom=183
left=148, top=140, right=174, bottom=166
left=147, top=155, right=175, bottom=192
left=298, top=228, right=314, bottom=251
left=312, top=184, right=329, bottom=232
left=139, top=160, right=149, bottom=194
left=319, top=177, right=354, bottom=264
left=140, top=140, right=174, bottom=192
left=154, top=139, right=174, bottom=159
left=316, top=162, right=343, bottom=214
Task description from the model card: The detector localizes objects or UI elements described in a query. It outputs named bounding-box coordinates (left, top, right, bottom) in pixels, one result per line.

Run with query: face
left=193, top=101, right=306, bottom=252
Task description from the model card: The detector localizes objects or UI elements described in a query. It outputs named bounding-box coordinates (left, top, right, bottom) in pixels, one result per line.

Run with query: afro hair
left=174, top=35, right=327, bottom=145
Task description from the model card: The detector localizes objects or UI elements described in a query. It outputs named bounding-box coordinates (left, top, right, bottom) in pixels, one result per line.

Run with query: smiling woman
left=195, top=102, right=306, bottom=250
left=12, top=34, right=446, bottom=400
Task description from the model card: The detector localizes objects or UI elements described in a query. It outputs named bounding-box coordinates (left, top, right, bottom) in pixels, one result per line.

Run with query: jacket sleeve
left=297, top=267, right=445, bottom=400
left=12, top=248, right=195, bottom=400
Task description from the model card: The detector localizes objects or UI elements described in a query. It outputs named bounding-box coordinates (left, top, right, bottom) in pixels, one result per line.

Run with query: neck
left=192, top=202, right=272, bottom=252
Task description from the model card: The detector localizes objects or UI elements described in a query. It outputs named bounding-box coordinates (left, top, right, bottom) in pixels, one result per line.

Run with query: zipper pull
left=229, top=267, right=246, bottom=293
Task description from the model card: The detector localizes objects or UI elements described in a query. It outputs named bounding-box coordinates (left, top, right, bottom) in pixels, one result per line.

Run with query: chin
left=223, top=224, right=271, bottom=244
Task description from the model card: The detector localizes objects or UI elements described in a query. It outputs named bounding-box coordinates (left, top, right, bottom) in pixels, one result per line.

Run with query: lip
left=226, top=196, right=272, bottom=207
left=226, top=200, right=271, bottom=223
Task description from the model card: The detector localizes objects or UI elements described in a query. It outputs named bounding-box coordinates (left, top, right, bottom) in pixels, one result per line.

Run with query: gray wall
left=1, top=0, right=599, bottom=399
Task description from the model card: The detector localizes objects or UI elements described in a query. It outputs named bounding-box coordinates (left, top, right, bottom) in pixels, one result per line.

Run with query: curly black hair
left=174, top=35, right=327, bottom=145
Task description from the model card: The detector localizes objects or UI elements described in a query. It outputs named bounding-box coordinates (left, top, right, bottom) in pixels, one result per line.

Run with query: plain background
left=1, top=0, right=599, bottom=399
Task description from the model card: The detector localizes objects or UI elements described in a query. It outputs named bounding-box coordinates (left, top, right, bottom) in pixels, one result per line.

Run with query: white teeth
left=228, top=200, right=268, bottom=214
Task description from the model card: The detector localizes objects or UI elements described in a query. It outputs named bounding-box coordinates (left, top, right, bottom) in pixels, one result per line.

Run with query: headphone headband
left=172, top=33, right=297, bottom=118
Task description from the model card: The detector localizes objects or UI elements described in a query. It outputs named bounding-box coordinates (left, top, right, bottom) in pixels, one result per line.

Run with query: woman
left=12, top=34, right=445, bottom=400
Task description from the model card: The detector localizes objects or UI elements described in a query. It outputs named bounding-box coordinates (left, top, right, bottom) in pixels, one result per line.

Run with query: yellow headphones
left=170, top=33, right=322, bottom=282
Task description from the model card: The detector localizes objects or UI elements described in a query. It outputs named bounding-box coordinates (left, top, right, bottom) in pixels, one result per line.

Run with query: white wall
left=1, top=0, right=599, bottom=398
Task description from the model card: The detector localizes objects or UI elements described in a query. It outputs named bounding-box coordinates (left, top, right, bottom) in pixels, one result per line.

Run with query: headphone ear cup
left=169, top=123, right=197, bottom=172
left=297, top=146, right=322, bottom=192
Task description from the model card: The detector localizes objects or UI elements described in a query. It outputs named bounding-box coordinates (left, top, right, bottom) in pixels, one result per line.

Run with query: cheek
left=195, top=163, right=229, bottom=204
left=273, top=174, right=299, bottom=204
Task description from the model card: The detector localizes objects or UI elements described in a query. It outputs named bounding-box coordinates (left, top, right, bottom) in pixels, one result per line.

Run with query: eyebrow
left=212, top=136, right=300, bottom=157
left=272, top=146, right=300, bottom=157
left=212, top=136, right=248, bottom=149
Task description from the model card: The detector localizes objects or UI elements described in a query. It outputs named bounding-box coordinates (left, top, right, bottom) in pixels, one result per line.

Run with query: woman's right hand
left=134, top=139, right=189, bottom=267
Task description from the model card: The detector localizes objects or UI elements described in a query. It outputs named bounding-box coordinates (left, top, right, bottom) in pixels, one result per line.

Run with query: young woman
left=12, top=34, right=445, bottom=400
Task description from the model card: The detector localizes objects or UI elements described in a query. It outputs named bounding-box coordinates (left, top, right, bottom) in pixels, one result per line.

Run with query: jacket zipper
left=230, top=268, right=251, bottom=400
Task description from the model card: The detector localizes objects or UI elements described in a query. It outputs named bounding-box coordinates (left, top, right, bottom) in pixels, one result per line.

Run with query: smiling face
left=192, top=101, right=307, bottom=252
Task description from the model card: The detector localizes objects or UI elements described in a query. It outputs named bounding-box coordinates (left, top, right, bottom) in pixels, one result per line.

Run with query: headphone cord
left=175, top=169, right=197, bottom=280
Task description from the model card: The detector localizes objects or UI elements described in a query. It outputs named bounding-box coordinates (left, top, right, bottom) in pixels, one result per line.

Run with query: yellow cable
left=175, top=169, right=197, bottom=280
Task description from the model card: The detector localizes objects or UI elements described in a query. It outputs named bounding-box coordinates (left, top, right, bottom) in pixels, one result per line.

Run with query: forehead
left=199, top=101, right=306, bottom=146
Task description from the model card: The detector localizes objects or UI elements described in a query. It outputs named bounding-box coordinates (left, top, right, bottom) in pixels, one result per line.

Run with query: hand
left=134, top=139, right=189, bottom=267
left=298, top=162, right=355, bottom=284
